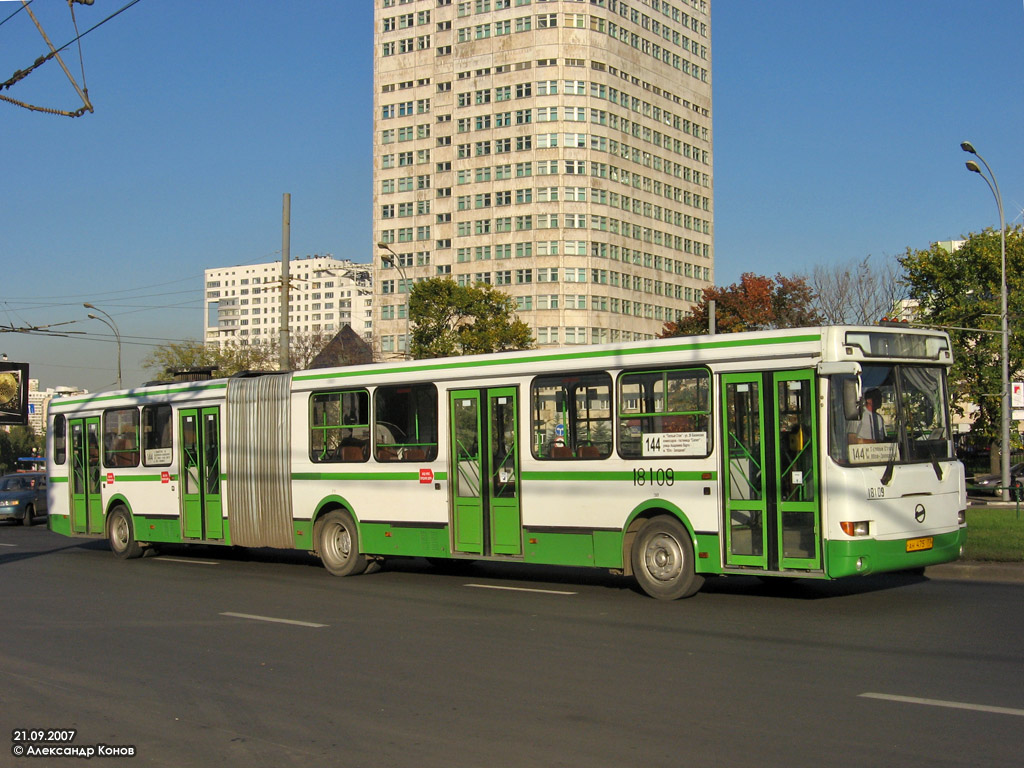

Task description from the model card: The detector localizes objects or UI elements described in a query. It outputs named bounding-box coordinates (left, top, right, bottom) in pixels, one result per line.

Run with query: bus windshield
left=828, top=364, right=953, bottom=466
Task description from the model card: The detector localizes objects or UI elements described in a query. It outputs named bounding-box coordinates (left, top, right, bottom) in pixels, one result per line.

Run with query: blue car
left=0, top=472, right=48, bottom=526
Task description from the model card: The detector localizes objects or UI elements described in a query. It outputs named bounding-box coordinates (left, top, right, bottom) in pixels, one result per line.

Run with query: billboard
left=0, top=362, right=29, bottom=426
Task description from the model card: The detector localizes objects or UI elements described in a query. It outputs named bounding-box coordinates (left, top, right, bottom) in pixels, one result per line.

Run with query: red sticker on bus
left=161, top=471, right=170, bottom=484
left=419, top=468, right=433, bottom=484
left=106, top=472, right=114, bottom=484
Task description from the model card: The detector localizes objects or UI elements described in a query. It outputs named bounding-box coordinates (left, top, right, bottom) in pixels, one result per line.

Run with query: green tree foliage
left=660, top=272, right=823, bottom=337
left=409, top=278, right=534, bottom=359
left=141, top=339, right=278, bottom=381
left=899, top=227, right=1024, bottom=453
left=0, top=426, right=41, bottom=474
left=142, top=332, right=335, bottom=381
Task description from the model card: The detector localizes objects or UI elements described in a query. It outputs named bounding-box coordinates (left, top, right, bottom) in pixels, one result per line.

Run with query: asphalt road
left=2, top=522, right=1023, bottom=768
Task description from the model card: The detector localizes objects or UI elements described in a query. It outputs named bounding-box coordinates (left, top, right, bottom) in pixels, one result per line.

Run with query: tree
left=899, top=227, right=1024, bottom=467
left=142, top=340, right=277, bottom=381
left=289, top=330, right=333, bottom=370
left=0, top=426, right=40, bottom=474
left=408, top=278, right=534, bottom=359
left=142, top=332, right=332, bottom=381
left=660, top=272, right=823, bottom=337
left=811, top=254, right=902, bottom=325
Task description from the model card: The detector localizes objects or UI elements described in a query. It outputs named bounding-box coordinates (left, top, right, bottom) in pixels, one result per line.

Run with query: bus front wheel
left=108, top=507, right=142, bottom=560
left=631, top=516, right=703, bottom=600
left=316, top=510, right=369, bottom=577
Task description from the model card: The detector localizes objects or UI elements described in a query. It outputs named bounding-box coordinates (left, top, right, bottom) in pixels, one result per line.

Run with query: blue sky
left=1, top=0, right=1022, bottom=392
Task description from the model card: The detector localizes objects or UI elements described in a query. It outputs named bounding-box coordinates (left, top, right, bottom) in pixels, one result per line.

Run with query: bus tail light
left=840, top=521, right=870, bottom=537
left=957, top=509, right=966, bottom=526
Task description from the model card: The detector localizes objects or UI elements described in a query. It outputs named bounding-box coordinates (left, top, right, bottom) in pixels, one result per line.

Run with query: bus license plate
left=906, top=537, right=933, bottom=552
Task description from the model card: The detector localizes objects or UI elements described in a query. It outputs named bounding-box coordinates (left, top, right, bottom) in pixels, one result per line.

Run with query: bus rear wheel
left=316, top=510, right=368, bottom=577
left=108, top=506, right=142, bottom=560
left=631, top=516, right=703, bottom=600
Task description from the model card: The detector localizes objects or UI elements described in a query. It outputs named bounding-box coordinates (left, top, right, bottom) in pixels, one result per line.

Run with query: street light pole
left=377, top=242, right=411, bottom=359
left=961, top=141, right=1011, bottom=502
left=83, top=302, right=122, bottom=389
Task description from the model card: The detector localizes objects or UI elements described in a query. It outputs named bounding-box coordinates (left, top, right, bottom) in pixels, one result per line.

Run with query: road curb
left=926, top=561, right=1024, bottom=584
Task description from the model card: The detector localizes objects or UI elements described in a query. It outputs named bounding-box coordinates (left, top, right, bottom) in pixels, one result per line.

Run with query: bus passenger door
left=179, top=407, right=224, bottom=541
left=773, top=372, right=821, bottom=570
left=69, top=417, right=103, bottom=534
left=449, top=387, right=522, bottom=557
left=722, top=374, right=768, bottom=568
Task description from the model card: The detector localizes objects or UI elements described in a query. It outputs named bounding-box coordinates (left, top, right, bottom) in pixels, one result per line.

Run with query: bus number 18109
left=633, top=468, right=675, bottom=487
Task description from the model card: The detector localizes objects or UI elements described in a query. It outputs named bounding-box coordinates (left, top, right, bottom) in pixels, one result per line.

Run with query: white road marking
left=0, top=543, right=17, bottom=547
left=220, top=612, right=327, bottom=628
left=156, top=556, right=220, bottom=565
left=465, top=583, right=576, bottom=595
left=860, top=692, right=1024, bottom=717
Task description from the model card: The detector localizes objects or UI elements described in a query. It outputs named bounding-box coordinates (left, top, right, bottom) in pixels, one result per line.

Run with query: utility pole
left=279, top=193, right=291, bottom=370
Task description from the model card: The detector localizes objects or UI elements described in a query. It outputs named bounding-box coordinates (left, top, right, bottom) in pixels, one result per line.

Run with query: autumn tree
left=899, top=227, right=1024, bottom=467
left=408, top=278, right=534, bottom=359
left=661, top=272, right=823, bottom=337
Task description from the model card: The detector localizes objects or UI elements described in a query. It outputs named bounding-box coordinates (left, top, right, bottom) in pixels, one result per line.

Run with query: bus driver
left=849, top=388, right=885, bottom=444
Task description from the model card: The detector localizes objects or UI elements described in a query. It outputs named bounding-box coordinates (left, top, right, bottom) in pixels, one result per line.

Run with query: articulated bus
left=45, top=325, right=966, bottom=599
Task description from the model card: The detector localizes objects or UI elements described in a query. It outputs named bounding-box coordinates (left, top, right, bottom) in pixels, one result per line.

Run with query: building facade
left=373, top=0, right=713, bottom=355
left=26, top=380, right=88, bottom=438
left=204, top=255, right=374, bottom=350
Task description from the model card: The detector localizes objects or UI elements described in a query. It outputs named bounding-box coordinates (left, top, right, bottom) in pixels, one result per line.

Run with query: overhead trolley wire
left=0, top=0, right=145, bottom=117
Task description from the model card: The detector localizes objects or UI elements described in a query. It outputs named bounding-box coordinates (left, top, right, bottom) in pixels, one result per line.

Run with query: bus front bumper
left=826, top=527, right=967, bottom=578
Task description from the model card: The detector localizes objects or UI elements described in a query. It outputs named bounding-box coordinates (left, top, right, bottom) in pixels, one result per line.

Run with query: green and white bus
left=45, top=325, right=966, bottom=599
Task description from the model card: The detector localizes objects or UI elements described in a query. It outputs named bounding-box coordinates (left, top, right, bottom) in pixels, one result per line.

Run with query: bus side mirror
left=817, top=362, right=862, bottom=421
left=843, top=378, right=862, bottom=421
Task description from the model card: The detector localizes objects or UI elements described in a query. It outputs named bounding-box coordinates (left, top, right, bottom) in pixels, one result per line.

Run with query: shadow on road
left=2, top=524, right=936, bottom=600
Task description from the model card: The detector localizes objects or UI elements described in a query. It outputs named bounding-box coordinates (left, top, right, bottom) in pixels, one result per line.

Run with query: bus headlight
left=840, top=521, right=870, bottom=537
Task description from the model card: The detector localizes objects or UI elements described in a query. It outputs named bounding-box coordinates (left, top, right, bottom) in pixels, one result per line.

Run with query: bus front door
left=721, top=371, right=821, bottom=572
left=69, top=417, right=103, bottom=534
left=179, top=407, right=224, bottom=541
left=449, top=387, right=522, bottom=557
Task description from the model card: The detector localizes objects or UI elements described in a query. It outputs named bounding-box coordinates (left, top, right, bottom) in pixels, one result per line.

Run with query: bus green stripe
left=521, top=470, right=715, bottom=482
left=293, top=333, right=822, bottom=383
left=294, top=471, right=448, bottom=481
left=52, top=382, right=229, bottom=408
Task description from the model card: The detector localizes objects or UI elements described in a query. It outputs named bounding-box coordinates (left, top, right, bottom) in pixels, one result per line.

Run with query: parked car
left=0, top=472, right=47, bottom=525
left=969, top=462, right=1024, bottom=498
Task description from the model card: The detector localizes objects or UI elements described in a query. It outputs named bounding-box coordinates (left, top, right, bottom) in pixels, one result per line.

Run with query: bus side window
left=310, top=390, right=370, bottom=463
left=53, top=415, right=67, bottom=465
left=617, top=367, right=711, bottom=459
left=374, top=384, right=438, bottom=462
left=531, top=372, right=612, bottom=459
left=103, top=408, right=140, bottom=468
left=142, top=404, right=173, bottom=467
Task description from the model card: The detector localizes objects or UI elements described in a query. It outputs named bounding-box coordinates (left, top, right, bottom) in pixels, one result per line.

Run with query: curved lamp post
left=84, top=302, right=122, bottom=389
left=376, top=242, right=411, bottom=359
left=961, top=141, right=1010, bottom=502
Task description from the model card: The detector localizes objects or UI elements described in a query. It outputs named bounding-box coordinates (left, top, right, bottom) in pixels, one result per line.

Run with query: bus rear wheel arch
left=107, top=506, right=143, bottom=560
left=630, top=515, right=704, bottom=600
left=314, top=509, right=369, bottom=577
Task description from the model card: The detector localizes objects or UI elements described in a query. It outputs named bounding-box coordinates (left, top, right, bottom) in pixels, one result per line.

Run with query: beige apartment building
left=373, top=0, right=713, bottom=356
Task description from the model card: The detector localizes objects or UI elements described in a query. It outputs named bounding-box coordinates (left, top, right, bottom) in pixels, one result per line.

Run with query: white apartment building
left=373, top=0, right=713, bottom=355
left=26, top=380, right=88, bottom=437
left=204, top=255, right=374, bottom=350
